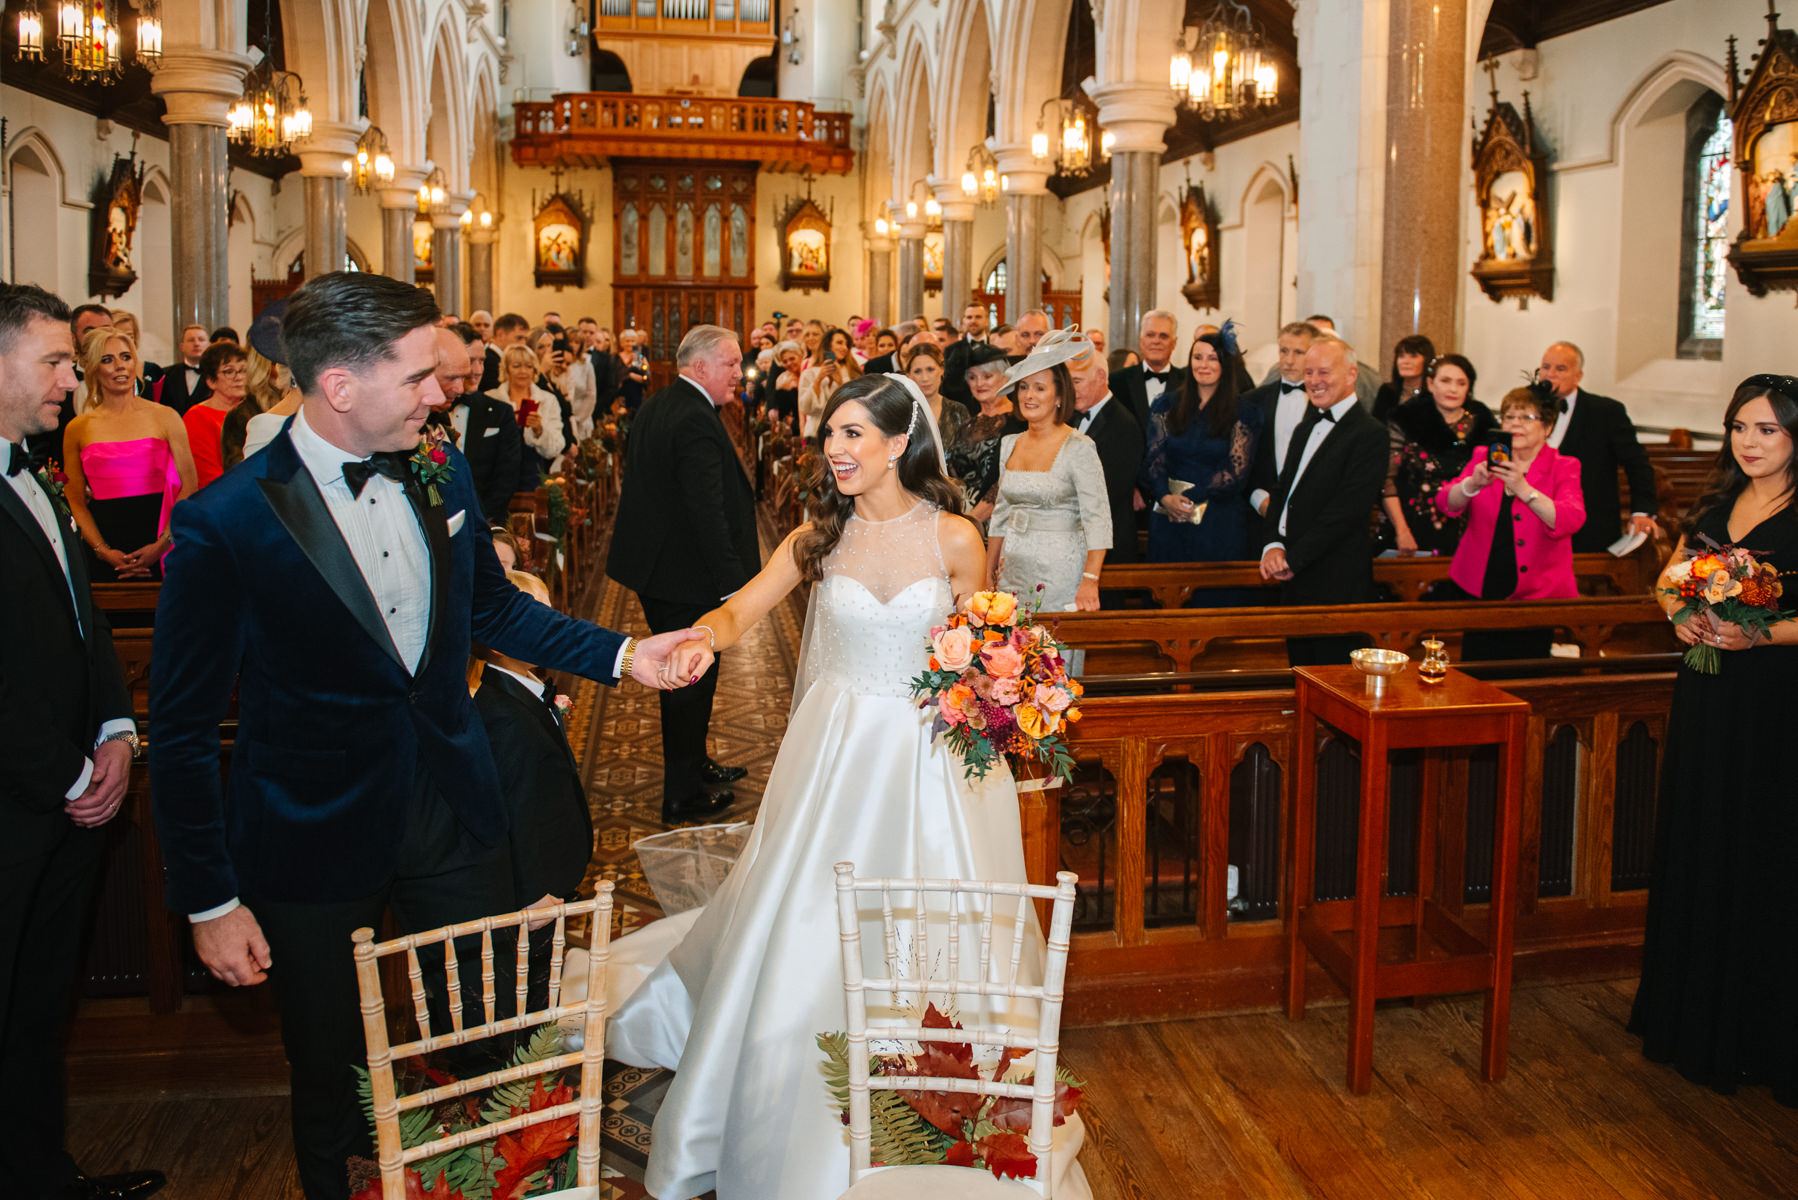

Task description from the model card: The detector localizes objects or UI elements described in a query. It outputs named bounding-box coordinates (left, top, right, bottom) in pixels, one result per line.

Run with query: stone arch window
left=1678, top=94, right=1731, bottom=360
left=983, top=260, right=1007, bottom=295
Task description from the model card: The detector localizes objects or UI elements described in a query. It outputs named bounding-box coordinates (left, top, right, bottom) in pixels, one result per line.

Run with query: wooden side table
left=1285, top=665, right=1529, bottom=1094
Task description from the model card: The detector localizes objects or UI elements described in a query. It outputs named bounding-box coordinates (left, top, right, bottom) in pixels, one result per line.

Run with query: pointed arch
left=424, top=5, right=472, bottom=192
left=276, top=0, right=359, bottom=126
left=893, top=27, right=935, bottom=197
left=933, top=0, right=996, bottom=184
left=3, top=127, right=86, bottom=209
left=864, top=68, right=898, bottom=219
left=362, top=0, right=429, bottom=170
left=1236, top=161, right=1294, bottom=228
left=990, top=0, right=1073, bottom=150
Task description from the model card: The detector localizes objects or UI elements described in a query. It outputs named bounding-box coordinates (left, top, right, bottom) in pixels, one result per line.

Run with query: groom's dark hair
left=0, top=283, right=72, bottom=355
left=282, top=272, right=441, bottom=394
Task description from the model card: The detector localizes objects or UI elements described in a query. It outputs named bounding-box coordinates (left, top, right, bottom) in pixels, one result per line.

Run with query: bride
left=605, top=373, right=1089, bottom=1199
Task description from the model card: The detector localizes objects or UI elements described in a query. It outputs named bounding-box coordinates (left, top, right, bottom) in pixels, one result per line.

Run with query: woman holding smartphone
left=1436, top=383, right=1585, bottom=660
left=796, top=326, right=862, bottom=440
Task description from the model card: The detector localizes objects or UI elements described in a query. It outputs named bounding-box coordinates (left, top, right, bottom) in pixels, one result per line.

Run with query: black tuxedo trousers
left=639, top=595, right=725, bottom=810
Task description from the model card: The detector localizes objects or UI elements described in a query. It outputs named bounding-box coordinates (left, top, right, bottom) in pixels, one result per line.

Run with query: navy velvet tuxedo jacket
left=148, top=423, right=625, bottom=913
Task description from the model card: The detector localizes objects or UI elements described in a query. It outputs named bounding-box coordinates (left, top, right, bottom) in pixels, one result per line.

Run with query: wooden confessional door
left=613, top=162, right=757, bottom=389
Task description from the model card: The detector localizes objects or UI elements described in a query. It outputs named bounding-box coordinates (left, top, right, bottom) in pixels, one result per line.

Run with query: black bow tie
left=1300, top=405, right=1338, bottom=427
left=341, top=452, right=409, bottom=498
left=1145, top=369, right=1170, bottom=384
left=540, top=679, right=563, bottom=723
left=1280, top=381, right=1305, bottom=394
left=6, top=444, right=39, bottom=477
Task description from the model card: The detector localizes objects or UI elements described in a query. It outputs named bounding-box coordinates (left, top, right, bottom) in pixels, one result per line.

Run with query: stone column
left=934, top=190, right=976, bottom=316
left=431, top=208, right=466, bottom=314
left=150, top=50, right=250, bottom=336
left=1379, top=0, right=1467, bottom=356
left=378, top=168, right=427, bottom=283
left=897, top=220, right=927, bottom=323
left=1090, top=82, right=1177, bottom=361
left=866, top=229, right=894, bottom=327
left=994, top=149, right=1049, bottom=318
left=466, top=223, right=499, bottom=314
left=297, top=122, right=359, bottom=280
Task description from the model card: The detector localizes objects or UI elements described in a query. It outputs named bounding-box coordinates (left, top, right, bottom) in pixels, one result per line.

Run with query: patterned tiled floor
left=558, top=514, right=803, bottom=1200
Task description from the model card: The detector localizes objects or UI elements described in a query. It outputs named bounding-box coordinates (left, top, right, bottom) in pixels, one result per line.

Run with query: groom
left=149, top=272, right=699, bottom=1200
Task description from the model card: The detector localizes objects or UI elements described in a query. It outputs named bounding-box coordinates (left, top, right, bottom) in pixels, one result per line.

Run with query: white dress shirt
left=2, top=436, right=136, bottom=800
left=1545, top=388, right=1577, bottom=450
left=447, top=401, right=470, bottom=444
left=1074, top=394, right=1113, bottom=430
left=1143, top=362, right=1173, bottom=409
left=1248, top=380, right=1311, bottom=517
left=1265, top=395, right=1361, bottom=550
left=486, top=662, right=544, bottom=699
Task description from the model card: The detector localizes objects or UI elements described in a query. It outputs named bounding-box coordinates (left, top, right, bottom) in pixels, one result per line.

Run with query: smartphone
left=518, top=395, right=539, bottom=423
left=821, top=347, right=837, bottom=364
left=1487, top=432, right=1513, bottom=468
left=552, top=336, right=571, bottom=355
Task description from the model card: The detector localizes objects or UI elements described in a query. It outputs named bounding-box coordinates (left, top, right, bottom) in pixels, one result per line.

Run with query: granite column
left=150, top=50, right=250, bottom=336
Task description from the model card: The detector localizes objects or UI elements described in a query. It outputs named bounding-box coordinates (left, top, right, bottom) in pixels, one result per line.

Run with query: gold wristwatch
left=619, top=637, right=637, bottom=682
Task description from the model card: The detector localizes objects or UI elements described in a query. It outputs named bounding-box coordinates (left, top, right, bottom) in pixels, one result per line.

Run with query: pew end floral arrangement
left=1660, top=535, right=1793, bottom=674
left=911, top=589, right=1081, bottom=782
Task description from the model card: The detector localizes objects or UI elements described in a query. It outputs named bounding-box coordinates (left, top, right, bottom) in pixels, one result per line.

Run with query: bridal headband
left=881, top=372, right=949, bottom=474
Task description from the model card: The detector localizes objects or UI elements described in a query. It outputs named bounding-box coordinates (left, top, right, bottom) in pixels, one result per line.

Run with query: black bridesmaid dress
left=1628, top=502, right=1798, bottom=1106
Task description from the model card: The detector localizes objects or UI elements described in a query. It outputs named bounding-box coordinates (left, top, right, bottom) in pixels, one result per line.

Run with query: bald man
left=435, top=324, right=523, bottom=523
left=1536, top=341, right=1657, bottom=553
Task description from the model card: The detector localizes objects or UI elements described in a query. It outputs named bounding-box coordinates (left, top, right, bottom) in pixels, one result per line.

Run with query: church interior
left=6, top=0, right=1798, bottom=1196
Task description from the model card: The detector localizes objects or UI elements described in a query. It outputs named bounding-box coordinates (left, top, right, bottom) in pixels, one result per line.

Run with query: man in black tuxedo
left=1244, top=321, right=1321, bottom=526
left=476, top=571, right=594, bottom=908
left=438, top=323, right=523, bottom=522
left=864, top=319, right=915, bottom=376
left=148, top=273, right=700, bottom=1200
left=1537, top=341, right=1658, bottom=554
left=25, top=304, right=111, bottom=462
left=1256, top=336, right=1388, bottom=666
left=607, top=325, right=759, bottom=824
left=0, top=285, right=165, bottom=1200
left=150, top=323, right=213, bottom=415
left=1065, top=332, right=1144, bottom=578
left=942, top=300, right=990, bottom=414
left=1108, top=309, right=1178, bottom=434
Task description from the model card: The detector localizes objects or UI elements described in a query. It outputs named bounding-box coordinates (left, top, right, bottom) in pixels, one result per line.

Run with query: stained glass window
left=1691, top=113, right=1732, bottom=341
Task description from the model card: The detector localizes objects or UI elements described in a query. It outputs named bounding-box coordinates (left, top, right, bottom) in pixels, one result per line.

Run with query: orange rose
left=966, top=590, right=1019, bottom=627
left=933, top=626, right=976, bottom=671
left=1690, top=553, right=1727, bottom=580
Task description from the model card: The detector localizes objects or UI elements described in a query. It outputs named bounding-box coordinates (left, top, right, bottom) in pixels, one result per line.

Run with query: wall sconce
left=781, top=4, right=802, bottom=65
left=874, top=216, right=889, bottom=235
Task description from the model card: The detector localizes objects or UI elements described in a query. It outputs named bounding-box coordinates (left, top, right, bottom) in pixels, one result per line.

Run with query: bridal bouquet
left=817, top=1003, right=1083, bottom=1181
left=911, top=590, right=1081, bottom=782
left=1660, top=535, right=1792, bottom=674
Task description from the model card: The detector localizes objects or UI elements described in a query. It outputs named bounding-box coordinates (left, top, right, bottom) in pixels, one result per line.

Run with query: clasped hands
left=1672, top=609, right=1760, bottom=651
left=631, top=628, right=717, bottom=689
left=658, top=635, right=718, bottom=689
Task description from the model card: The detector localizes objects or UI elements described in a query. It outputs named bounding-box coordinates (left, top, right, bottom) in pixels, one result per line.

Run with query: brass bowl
left=1350, top=648, right=1409, bottom=677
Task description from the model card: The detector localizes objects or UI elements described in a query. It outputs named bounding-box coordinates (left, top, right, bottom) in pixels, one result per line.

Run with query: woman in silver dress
left=983, top=330, right=1112, bottom=610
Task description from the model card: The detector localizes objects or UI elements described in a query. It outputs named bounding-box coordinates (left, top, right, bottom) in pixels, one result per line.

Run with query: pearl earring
left=887, top=453, right=898, bottom=468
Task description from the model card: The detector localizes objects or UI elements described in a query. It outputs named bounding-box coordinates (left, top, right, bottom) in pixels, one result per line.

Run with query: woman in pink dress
left=63, top=327, right=197, bottom=582
left=181, top=341, right=249, bottom=488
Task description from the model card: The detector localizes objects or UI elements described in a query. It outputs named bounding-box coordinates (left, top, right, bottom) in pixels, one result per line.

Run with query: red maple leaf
left=490, top=1110, right=580, bottom=1200
left=977, top=1130, right=1038, bottom=1180
left=944, top=1139, right=977, bottom=1168
left=987, top=1078, right=1083, bottom=1132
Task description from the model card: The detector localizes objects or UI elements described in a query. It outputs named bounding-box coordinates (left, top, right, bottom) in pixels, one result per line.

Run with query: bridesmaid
left=62, top=327, right=197, bottom=582
left=1631, top=373, right=1798, bottom=1107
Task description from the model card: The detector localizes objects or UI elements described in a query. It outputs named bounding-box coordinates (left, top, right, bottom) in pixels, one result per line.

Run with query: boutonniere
left=553, top=694, right=573, bottom=720
left=35, top=463, right=72, bottom=519
left=411, top=425, right=454, bottom=507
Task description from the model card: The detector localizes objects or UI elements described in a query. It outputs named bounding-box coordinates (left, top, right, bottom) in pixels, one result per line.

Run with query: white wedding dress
left=605, top=501, right=1091, bottom=1200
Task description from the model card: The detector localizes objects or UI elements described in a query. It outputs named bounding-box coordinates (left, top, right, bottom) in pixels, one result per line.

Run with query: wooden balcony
left=512, top=93, right=854, bottom=174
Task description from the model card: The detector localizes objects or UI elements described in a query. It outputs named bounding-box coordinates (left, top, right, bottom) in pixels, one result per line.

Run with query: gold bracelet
left=619, top=637, right=636, bottom=682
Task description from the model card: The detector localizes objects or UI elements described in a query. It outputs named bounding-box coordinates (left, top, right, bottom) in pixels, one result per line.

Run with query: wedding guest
left=108, top=310, right=157, bottom=390
left=1066, top=332, right=1144, bottom=573
left=490, top=343, right=565, bottom=489
left=0, top=283, right=166, bottom=1200
left=1144, top=330, right=1263, bottom=577
left=617, top=329, right=651, bottom=414
left=1373, top=334, right=1435, bottom=422
left=1381, top=353, right=1494, bottom=557
left=1262, top=315, right=1379, bottom=410
left=1087, top=328, right=1107, bottom=360
left=800, top=319, right=824, bottom=364
left=241, top=302, right=305, bottom=461
left=152, top=323, right=213, bottom=414
left=902, top=340, right=968, bottom=457
left=1255, top=336, right=1388, bottom=665
left=439, top=325, right=522, bottom=522
left=1013, top=308, right=1051, bottom=355
left=1437, top=383, right=1585, bottom=660
left=182, top=341, right=250, bottom=488
left=584, top=320, right=620, bottom=412
left=947, top=342, right=1021, bottom=522
left=766, top=339, right=803, bottom=433
left=63, top=327, right=196, bottom=582
left=797, top=326, right=862, bottom=440
left=986, top=333, right=1111, bottom=611
left=989, top=323, right=1018, bottom=355
left=489, top=526, right=522, bottom=571
left=469, top=310, right=493, bottom=340
left=474, top=570, right=595, bottom=909
left=29, top=305, right=111, bottom=461
left=1108, top=348, right=1139, bottom=374
left=1111, top=309, right=1177, bottom=432
left=528, top=327, right=577, bottom=454
left=1632, top=372, right=1798, bottom=1108
left=850, top=318, right=877, bottom=365
left=480, top=311, right=530, bottom=392
left=1245, top=321, right=1320, bottom=527
left=208, top=326, right=239, bottom=346
left=1536, top=340, right=1658, bottom=553
left=540, top=323, right=595, bottom=442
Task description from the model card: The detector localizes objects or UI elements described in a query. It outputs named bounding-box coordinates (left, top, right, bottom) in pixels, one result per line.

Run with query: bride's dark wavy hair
left=792, top=374, right=965, bottom=582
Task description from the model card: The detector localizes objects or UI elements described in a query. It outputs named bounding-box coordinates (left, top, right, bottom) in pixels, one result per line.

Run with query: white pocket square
left=446, top=510, right=466, bottom=536
left=482, top=425, right=499, bottom=437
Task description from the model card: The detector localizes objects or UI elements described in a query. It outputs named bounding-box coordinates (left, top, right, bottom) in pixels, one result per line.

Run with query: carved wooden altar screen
left=613, top=162, right=757, bottom=389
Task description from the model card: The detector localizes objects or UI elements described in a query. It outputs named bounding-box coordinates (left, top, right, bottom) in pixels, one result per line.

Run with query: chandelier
left=417, top=166, right=448, bottom=214
left=960, top=143, right=1001, bottom=208
left=346, top=124, right=395, bottom=195
left=14, top=0, right=135, bottom=80
left=1031, top=96, right=1110, bottom=179
left=1171, top=0, right=1279, bottom=119
left=229, top=0, right=310, bottom=156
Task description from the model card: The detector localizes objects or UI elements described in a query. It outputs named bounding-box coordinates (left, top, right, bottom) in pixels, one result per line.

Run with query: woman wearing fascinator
left=600, top=372, right=1094, bottom=1200
left=985, top=329, right=1113, bottom=611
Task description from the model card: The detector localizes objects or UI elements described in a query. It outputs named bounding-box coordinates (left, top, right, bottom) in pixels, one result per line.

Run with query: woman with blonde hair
left=489, top=341, right=566, bottom=488
left=63, top=327, right=196, bottom=580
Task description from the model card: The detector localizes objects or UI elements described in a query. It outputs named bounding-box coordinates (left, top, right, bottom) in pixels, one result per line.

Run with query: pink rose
left=982, top=644, right=1025, bottom=679
left=933, top=626, right=976, bottom=671
left=991, top=677, right=1024, bottom=706
left=1034, top=684, right=1072, bottom=714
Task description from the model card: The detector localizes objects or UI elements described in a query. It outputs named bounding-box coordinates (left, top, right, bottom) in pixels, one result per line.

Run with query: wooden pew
left=1099, top=549, right=1657, bottom=610
left=1051, top=594, right=1676, bottom=678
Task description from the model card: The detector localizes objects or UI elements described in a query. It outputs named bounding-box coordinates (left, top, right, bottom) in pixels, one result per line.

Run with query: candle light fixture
left=1171, top=0, right=1279, bottom=119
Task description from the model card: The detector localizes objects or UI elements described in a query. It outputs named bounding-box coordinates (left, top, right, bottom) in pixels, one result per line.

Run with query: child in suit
left=473, top=570, right=595, bottom=910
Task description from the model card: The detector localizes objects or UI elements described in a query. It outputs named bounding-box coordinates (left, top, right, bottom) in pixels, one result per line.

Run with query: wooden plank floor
left=66, top=978, right=1798, bottom=1199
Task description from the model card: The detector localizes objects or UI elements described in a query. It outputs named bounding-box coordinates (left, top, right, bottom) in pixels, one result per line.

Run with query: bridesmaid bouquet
left=1660, top=535, right=1792, bottom=674
left=911, top=590, right=1082, bottom=781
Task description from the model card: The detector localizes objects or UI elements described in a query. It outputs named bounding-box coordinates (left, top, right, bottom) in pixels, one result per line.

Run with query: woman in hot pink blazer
left=1438, top=384, right=1586, bottom=658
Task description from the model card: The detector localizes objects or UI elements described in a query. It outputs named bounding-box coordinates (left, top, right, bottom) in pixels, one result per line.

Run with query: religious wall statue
left=1726, top=6, right=1798, bottom=296
left=532, top=173, right=589, bottom=290
left=1178, top=179, right=1220, bottom=311
left=1470, top=68, right=1554, bottom=304
left=413, top=217, right=434, bottom=285
left=778, top=179, right=833, bottom=294
left=88, top=151, right=145, bottom=300
left=923, top=230, right=944, bottom=295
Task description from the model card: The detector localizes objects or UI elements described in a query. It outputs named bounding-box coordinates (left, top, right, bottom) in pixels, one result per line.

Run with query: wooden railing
left=512, top=93, right=855, bottom=173
left=1036, top=668, right=1670, bottom=1024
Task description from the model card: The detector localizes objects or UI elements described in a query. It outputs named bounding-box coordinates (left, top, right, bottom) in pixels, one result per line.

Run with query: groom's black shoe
left=702, top=758, right=748, bottom=784
left=662, top=789, right=734, bottom=825
left=61, top=1169, right=167, bottom=1199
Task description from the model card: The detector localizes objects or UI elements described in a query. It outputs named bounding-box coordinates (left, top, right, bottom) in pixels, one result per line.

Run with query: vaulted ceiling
left=1479, top=0, right=1677, bottom=58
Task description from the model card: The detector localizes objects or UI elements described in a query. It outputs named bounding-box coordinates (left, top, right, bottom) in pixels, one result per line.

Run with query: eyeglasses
left=1499, top=412, right=1542, bottom=425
